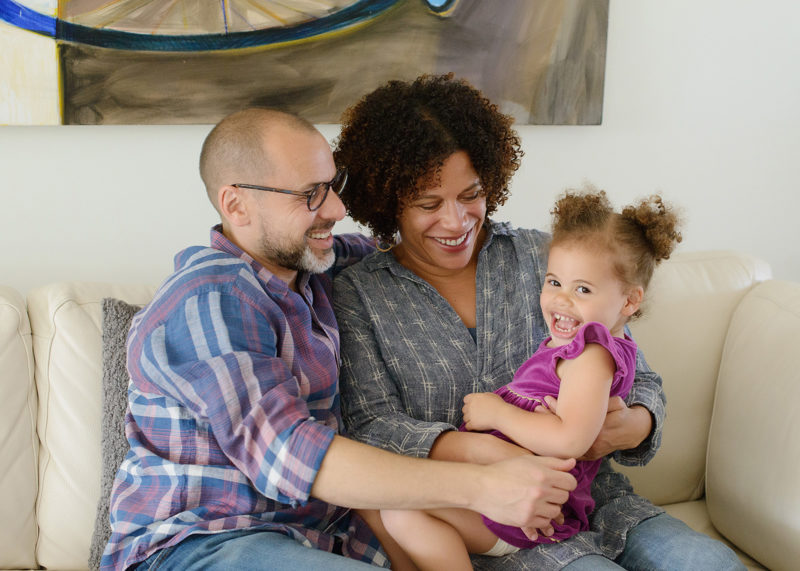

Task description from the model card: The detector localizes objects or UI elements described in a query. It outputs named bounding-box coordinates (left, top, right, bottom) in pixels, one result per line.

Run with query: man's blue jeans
left=562, top=513, right=746, bottom=570
left=134, top=529, right=379, bottom=570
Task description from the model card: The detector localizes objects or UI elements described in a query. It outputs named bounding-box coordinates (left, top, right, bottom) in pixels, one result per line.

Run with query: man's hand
left=462, top=392, right=509, bottom=432
left=471, top=455, right=577, bottom=533
left=543, top=395, right=652, bottom=460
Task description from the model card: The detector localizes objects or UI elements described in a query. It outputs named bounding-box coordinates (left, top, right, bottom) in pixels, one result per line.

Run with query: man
left=102, top=108, right=577, bottom=570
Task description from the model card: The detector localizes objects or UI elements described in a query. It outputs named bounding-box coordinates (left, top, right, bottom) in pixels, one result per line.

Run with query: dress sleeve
left=611, top=328, right=666, bottom=466
left=132, top=289, right=335, bottom=505
left=333, top=270, right=454, bottom=458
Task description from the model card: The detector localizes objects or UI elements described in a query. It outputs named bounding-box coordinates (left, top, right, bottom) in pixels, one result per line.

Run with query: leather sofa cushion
left=0, top=286, right=37, bottom=569
left=27, top=282, right=155, bottom=570
left=622, top=251, right=771, bottom=505
left=706, top=280, right=800, bottom=570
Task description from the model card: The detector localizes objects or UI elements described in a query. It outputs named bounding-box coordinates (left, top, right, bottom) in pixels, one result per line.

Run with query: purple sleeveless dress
left=463, top=322, right=637, bottom=548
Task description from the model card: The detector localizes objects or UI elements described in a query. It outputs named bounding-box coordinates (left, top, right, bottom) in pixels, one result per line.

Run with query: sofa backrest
left=0, top=286, right=38, bottom=570
left=705, top=279, right=800, bottom=570
left=27, top=282, right=156, bottom=570
left=623, top=250, right=772, bottom=505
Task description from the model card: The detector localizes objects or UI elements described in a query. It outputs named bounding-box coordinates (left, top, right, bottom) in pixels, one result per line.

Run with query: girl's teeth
left=554, top=313, right=579, bottom=332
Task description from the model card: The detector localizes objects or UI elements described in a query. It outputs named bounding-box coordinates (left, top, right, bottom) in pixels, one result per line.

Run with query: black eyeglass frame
left=232, top=167, right=348, bottom=212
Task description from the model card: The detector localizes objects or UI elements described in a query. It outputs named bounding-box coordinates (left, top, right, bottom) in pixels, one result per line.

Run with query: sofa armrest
left=0, top=286, right=38, bottom=569
left=706, top=279, right=800, bottom=570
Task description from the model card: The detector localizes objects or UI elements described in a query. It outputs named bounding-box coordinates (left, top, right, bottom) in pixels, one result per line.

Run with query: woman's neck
left=392, top=227, right=486, bottom=328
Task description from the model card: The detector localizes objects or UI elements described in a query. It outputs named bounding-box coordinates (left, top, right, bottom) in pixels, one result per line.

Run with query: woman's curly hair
left=551, top=188, right=683, bottom=317
left=334, top=74, right=522, bottom=243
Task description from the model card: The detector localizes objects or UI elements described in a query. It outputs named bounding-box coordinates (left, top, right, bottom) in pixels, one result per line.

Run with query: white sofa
left=1, top=251, right=798, bottom=570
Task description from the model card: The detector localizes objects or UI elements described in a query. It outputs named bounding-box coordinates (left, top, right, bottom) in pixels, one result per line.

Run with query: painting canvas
left=0, top=0, right=609, bottom=125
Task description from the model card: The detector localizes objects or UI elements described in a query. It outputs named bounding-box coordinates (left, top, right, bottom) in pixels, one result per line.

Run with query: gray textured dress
left=333, top=221, right=665, bottom=569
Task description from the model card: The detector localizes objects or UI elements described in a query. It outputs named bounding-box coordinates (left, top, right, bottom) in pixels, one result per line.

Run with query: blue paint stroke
left=0, top=0, right=56, bottom=36
left=0, top=0, right=401, bottom=52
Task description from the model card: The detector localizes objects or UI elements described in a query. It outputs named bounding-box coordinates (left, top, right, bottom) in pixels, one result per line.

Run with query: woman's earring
left=376, top=235, right=397, bottom=252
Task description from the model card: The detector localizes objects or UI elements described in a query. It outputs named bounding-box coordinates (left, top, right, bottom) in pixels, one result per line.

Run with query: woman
left=332, top=74, right=742, bottom=570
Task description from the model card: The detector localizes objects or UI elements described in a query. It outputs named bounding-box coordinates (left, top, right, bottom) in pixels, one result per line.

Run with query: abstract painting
left=0, top=0, right=609, bottom=125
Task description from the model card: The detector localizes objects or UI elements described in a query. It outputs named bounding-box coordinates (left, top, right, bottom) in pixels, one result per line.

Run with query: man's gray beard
left=261, top=237, right=335, bottom=275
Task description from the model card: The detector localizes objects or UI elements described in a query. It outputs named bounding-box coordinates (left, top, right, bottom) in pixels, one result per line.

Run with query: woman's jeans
left=562, top=513, right=746, bottom=570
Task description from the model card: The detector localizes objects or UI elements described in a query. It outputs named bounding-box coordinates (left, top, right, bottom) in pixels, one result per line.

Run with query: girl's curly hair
left=334, top=74, right=523, bottom=242
left=551, top=188, right=683, bottom=317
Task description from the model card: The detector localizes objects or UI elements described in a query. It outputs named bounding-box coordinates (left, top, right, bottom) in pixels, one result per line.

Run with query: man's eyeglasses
left=233, top=167, right=348, bottom=212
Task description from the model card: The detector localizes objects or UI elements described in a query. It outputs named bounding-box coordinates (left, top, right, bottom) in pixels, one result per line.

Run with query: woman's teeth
left=434, top=232, right=468, bottom=247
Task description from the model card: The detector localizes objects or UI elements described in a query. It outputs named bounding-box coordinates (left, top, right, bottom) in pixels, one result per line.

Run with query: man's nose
left=317, top=186, right=346, bottom=221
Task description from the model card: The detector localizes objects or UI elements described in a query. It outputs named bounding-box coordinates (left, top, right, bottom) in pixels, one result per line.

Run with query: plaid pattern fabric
left=102, top=227, right=386, bottom=570
left=334, top=221, right=665, bottom=569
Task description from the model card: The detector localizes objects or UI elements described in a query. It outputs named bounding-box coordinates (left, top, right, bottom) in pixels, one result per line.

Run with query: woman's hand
left=542, top=395, right=653, bottom=460
left=462, top=392, right=509, bottom=432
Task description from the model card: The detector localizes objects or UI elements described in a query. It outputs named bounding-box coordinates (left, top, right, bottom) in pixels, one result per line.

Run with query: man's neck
left=219, top=225, right=300, bottom=291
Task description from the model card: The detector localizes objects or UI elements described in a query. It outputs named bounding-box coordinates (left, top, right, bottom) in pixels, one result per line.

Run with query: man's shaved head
left=199, top=108, right=318, bottom=213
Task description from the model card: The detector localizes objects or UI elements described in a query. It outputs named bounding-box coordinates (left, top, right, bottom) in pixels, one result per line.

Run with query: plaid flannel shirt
left=102, top=226, right=385, bottom=570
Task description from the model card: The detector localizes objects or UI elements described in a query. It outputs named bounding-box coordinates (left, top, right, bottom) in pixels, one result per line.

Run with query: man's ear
left=622, top=286, right=644, bottom=317
left=218, top=185, right=250, bottom=227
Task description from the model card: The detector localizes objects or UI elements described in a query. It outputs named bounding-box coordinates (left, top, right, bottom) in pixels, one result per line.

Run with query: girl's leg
left=355, top=509, right=418, bottom=571
left=381, top=508, right=497, bottom=571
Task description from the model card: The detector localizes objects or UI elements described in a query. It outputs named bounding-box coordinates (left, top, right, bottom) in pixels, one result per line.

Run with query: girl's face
left=540, top=243, right=643, bottom=347
left=395, top=151, right=487, bottom=275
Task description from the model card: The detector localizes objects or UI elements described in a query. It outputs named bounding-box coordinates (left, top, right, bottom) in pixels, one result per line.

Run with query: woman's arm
left=613, top=342, right=665, bottom=465
left=463, top=344, right=616, bottom=459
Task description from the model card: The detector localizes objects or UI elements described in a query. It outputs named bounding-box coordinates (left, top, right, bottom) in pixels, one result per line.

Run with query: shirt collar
left=209, top=224, right=311, bottom=296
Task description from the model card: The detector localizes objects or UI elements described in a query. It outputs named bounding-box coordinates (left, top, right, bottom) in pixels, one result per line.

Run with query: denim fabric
left=563, top=514, right=746, bottom=570
left=134, top=529, right=378, bottom=571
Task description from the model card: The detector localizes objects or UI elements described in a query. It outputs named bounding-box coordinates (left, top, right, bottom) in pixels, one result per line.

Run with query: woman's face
left=395, top=151, right=487, bottom=274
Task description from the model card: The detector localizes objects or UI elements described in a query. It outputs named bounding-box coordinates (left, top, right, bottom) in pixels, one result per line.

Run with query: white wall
left=2, top=1, right=799, bottom=294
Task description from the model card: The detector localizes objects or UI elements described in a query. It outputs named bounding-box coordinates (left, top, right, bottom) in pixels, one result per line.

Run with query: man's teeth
left=554, top=313, right=579, bottom=332
left=308, top=230, right=331, bottom=239
left=434, top=232, right=468, bottom=247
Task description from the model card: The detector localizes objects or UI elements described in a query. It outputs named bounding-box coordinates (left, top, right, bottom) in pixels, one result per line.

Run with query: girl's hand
left=462, top=392, right=507, bottom=431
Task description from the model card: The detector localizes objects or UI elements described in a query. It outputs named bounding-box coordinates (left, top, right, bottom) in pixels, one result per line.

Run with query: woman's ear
left=622, top=286, right=644, bottom=317
left=218, top=185, right=250, bottom=227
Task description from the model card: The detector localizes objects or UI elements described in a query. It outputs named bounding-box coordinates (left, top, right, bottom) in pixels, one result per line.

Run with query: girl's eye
left=461, top=190, right=482, bottom=202
left=416, top=202, right=439, bottom=211
left=577, top=286, right=591, bottom=294
left=547, top=279, right=561, bottom=287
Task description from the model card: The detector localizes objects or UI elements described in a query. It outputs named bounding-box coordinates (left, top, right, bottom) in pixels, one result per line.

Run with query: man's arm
left=329, top=233, right=375, bottom=277
left=311, top=434, right=577, bottom=531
